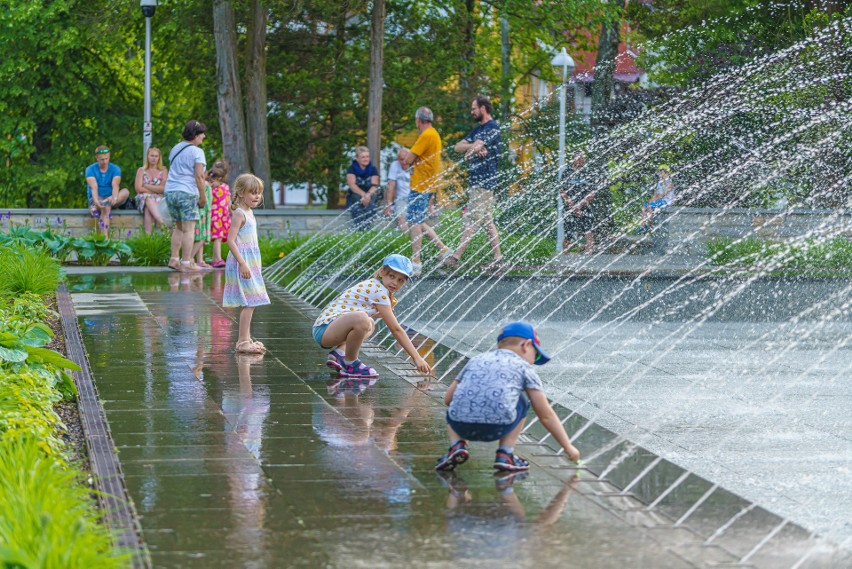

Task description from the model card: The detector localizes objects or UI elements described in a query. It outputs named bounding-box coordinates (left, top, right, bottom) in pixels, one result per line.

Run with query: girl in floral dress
left=208, top=164, right=231, bottom=268
left=134, top=147, right=168, bottom=233
left=223, top=174, right=270, bottom=354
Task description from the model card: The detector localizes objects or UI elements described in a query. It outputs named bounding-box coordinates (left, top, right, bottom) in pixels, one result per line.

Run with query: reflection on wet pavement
left=69, top=272, right=850, bottom=568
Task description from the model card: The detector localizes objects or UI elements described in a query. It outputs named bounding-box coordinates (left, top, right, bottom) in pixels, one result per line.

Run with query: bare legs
left=212, top=239, right=224, bottom=263
left=169, top=220, right=197, bottom=270
left=452, top=218, right=502, bottom=263
left=410, top=223, right=447, bottom=264
left=238, top=306, right=255, bottom=345
left=320, top=312, right=375, bottom=361
left=143, top=199, right=165, bottom=233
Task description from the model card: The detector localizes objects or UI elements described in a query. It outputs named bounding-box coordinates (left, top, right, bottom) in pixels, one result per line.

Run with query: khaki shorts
left=464, top=186, right=496, bottom=226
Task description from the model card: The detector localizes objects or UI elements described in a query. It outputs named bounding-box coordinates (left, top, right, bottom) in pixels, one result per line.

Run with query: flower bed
left=0, top=257, right=128, bottom=565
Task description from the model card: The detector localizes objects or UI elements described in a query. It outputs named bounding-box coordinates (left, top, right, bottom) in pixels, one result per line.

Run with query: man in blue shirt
left=443, top=96, right=503, bottom=270
left=85, top=145, right=130, bottom=235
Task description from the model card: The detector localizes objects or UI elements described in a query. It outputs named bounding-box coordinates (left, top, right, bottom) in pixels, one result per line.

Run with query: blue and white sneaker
left=494, top=450, right=530, bottom=472
left=339, top=359, right=379, bottom=378
left=326, top=350, right=344, bottom=371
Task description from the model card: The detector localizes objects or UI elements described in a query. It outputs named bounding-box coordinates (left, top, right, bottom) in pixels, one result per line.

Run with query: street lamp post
left=141, top=0, right=157, bottom=160
left=550, top=47, right=575, bottom=255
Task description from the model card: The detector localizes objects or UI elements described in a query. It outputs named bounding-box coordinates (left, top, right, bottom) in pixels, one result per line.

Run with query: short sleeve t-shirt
left=409, top=126, right=442, bottom=194
left=464, top=119, right=501, bottom=190
left=448, top=349, right=544, bottom=425
left=387, top=161, right=411, bottom=201
left=165, top=142, right=207, bottom=196
left=313, top=278, right=392, bottom=326
left=346, top=161, right=379, bottom=194
left=85, top=163, right=121, bottom=198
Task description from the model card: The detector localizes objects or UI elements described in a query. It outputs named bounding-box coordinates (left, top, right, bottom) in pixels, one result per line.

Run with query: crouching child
left=436, top=322, right=581, bottom=472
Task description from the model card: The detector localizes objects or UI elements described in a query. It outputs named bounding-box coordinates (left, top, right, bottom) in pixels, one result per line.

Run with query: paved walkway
left=68, top=271, right=848, bottom=568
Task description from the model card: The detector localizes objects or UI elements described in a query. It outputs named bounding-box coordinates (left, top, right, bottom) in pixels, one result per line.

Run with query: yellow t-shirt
left=409, top=127, right=442, bottom=194
left=313, top=278, right=391, bottom=326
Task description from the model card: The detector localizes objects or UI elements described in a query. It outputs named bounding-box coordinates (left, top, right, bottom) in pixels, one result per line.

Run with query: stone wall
left=657, top=207, right=851, bottom=255
left=0, top=208, right=347, bottom=237
left=2, top=207, right=848, bottom=255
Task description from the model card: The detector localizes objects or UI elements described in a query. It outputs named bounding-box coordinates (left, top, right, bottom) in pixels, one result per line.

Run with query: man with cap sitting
left=436, top=321, right=581, bottom=473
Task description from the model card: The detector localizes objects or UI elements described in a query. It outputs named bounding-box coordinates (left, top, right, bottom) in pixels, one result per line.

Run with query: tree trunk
left=590, top=1, right=621, bottom=127
left=213, top=0, right=249, bottom=185
left=500, top=14, right=510, bottom=123
left=245, top=0, right=273, bottom=207
left=366, top=0, right=385, bottom=171
left=458, top=0, right=477, bottom=126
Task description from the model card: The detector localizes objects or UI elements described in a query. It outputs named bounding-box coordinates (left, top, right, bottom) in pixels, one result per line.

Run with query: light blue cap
left=382, top=254, right=414, bottom=277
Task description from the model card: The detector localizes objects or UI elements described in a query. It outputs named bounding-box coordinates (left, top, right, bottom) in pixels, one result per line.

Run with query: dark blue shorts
left=447, top=397, right=531, bottom=442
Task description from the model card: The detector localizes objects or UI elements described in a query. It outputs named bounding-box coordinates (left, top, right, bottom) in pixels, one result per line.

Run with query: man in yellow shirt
left=400, top=107, right=450, bottom=277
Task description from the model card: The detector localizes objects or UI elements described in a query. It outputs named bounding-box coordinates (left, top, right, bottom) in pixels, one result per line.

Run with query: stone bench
left=0, top=207, right=347, bottom=238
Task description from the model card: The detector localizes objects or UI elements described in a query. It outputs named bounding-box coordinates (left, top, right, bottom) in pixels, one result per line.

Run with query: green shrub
left=707, top=236, right=852, bottom=273
left=0, top=436, right=130, bottom=568
left=71, top=232, right=132, bottom=266
left=126, top=230, right=171, bottom=266
left=0, top=245, right=63, bottom=295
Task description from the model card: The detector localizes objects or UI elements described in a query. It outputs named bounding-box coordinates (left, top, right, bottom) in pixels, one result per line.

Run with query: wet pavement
left=68, top=270, right=849, bottom=568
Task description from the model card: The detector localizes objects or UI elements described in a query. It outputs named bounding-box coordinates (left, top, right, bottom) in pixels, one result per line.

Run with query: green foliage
left=707, top=236, right=852, bottom=274
left=0, top=309, right=80, bottom=400
left=71, top=232, right=132, bottom=266
left=125, top=230, right=171, bottom=266
left=0, top=436, right=130, bottom=568
left=630, top=0, right=852, bottom=86
left=256, top=233, right=312, bottom=268
left=0, top=245, right=63, bottom=295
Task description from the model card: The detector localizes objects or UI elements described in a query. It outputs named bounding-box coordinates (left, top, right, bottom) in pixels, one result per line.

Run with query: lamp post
left=141, top=0, right=157, bottom=160
left=550, top=47, right=575, bottom=255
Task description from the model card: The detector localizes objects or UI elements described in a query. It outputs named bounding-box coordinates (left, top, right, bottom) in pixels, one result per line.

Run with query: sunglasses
left=96, top=149, right=110, bottom=155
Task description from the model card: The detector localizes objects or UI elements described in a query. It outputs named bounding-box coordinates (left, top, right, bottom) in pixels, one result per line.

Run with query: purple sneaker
left=339, top=359, right=379, bottom=378
left=326, top=350, right=344, bottom=371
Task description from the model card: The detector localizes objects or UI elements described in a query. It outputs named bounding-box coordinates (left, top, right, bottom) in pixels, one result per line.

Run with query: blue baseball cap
left=382, top=254, right=414, bottom=277
left=497, top=321, right=551, bottom=365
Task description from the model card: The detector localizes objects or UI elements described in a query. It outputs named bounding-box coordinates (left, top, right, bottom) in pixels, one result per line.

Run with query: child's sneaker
left=411, top=262, right=422, bottom=277
left=339, top=359, right=379, bottom=378
left=493, top=450, right=530, bottom=472
left=326, top=350, right=344, bottom=371
left=494, top=471, right=529, bottom=493
left=435, top=440, right=469, bottom=471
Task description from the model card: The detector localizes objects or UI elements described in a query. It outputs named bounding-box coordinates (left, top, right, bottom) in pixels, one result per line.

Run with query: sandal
left=251, top=338, right=266, bottom=350
left=211, top=260, right=226, bottom=268
left=168, top=257, right=181, bottom=271
left=235, top=340, right=266, bottom=354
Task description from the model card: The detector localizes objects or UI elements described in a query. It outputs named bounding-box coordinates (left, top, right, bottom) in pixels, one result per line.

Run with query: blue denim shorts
left=312, top=323, right=331, bottom=349
left=406, top=191, right=432, bottom=225
left=447, top=397, right=531, bottom=442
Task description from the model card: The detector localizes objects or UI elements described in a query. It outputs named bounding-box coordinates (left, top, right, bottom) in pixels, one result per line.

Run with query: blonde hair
left=355, top=146, right=370, bottom=157
left=372, top=265, right=403, bottom=308
left=144, top=146, right=165, bottom=171
left=231, top=173, right=264, bottom=210
left=497, top=336, right=526, bottom=349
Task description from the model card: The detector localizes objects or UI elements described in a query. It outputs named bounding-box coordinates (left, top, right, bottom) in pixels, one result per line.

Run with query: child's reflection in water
left=312, top=382, right=430, bottom=503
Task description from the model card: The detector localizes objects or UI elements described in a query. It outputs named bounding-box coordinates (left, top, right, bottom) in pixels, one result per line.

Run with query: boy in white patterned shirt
left=437, top=322, right=581, bottom=472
